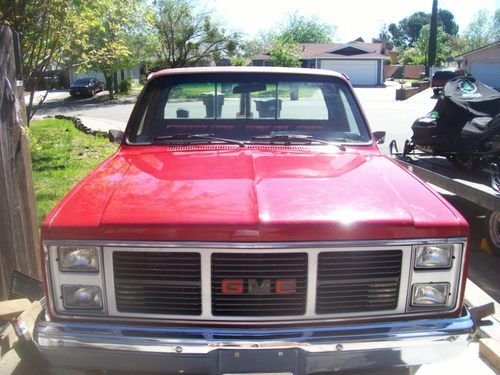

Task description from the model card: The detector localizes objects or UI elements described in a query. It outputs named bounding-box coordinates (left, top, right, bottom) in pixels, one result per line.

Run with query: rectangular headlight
left=62, top=285, right=103, bottom=309
left=411, top=283, right=449, bottom=306
left=59, top=246, right=100, bottom=272
left=414, top=244, right=453, bottom=268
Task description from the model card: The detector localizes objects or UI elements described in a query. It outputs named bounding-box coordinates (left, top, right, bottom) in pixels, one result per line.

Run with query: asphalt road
left=33, top=90, right=135, bottom=124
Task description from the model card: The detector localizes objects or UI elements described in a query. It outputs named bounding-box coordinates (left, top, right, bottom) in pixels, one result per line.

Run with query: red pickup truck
left=36, top=67, right=474, bottom=374
left=431, top=69, right=467, bottom=95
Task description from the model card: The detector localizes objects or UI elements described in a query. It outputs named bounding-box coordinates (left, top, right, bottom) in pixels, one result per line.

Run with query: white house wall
left=461, top=44, right=500, bottom=89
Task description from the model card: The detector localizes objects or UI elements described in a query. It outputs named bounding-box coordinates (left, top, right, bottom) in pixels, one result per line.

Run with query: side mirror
left=108, top=129, right=124, bottom=143
left=373, top=131, right=386, bottom=145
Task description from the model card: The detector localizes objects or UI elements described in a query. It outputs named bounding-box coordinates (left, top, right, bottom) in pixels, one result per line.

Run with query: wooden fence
left=0, top=25, right=41, bottom=301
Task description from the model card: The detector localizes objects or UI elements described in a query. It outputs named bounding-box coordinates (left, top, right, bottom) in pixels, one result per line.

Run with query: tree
left=427, top=0, right=438, bottom=74
left=386, top=22, right=406, bottom=47
left=438, top=9, right=459, bottom=36
left=384, top=9, right=458, bottom=48
left=0, top=0, right=75, bottom=122
left=152, top=0, right=239, bottom=68
left=277, top=13, right=335, bottom=43
left=461, top=9, right=495, bottom=51
left=67, top=0, right=148, bottom=99
left=404, top=12, right=431, bottom=47
left=401, top=25, right=450, bottom=66
left=494, top=9, right=500, bottom=41
left=269, top=38, right=301, bottom=67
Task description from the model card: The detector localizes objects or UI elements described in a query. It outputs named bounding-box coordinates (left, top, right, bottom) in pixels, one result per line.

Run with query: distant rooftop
left=251, top=41, right=388, bottom=60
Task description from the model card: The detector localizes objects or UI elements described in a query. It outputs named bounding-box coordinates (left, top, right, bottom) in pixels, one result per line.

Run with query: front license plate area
left=219, top=349, right=299, bottom=374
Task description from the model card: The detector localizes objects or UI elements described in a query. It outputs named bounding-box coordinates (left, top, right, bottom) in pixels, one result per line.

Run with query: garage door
left=469, top=62, right=500, bottom=89
left=320, top=60, right=378, bottom=86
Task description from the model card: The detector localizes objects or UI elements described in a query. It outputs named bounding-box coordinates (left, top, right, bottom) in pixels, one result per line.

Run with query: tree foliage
left=400, top=25, right=450, bottom=66
left=0, top=0, right=75, bottom=121
left=460, top=9, right=499, bottom=52
left=269, top=38, right=301, bottom=67
left=277, top=13, right=335, bottom=43
left=68, top=0, right=148, bottom=99
left=495, top=9, right=500, bottom=40
left=152, top=0, right=239, bottom=68
left=384, top=9, right=458, bottom=48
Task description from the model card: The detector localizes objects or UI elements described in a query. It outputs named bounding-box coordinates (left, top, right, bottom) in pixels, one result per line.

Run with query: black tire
left=486, top=210, right=500, bottom=256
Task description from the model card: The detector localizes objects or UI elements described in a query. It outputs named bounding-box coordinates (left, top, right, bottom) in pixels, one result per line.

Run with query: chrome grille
left=316, top=250, right=402, bottom=314
left=113, top=252, right=201, bottom=315
left=211, top=253, right=308, bottom=316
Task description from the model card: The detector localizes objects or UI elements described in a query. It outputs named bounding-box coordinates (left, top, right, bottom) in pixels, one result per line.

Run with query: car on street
left=36, top=67, right=474, bottom=374
left=69, top=77, right=105, bottom=97
left=431, top=69, right=468, bottom=95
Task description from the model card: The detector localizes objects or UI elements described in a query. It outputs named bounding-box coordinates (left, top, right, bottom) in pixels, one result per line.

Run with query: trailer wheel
left=486, top=210, right=500, bottom=255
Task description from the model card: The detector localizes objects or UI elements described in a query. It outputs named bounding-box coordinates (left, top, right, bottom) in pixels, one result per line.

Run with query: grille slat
left=114, top=252, right=201, bottom=315
left=316, top=250, right=402, bottom=314
left=211, top=253, right=308, bottom=316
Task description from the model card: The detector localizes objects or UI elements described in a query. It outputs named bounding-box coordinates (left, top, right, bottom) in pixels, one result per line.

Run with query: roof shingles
left=252, top=42, right=388, bottom=60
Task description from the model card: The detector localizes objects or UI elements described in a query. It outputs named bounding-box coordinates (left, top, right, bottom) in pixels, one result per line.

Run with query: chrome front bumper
left=36, top=310, right=475, bottom=374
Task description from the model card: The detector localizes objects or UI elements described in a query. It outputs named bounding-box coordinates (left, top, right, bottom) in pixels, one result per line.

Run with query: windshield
left=127, top=73, right=371, bottom=145
left=73, top=78, right=91, bottom=85
left=434, top=71, right=457, bottom=79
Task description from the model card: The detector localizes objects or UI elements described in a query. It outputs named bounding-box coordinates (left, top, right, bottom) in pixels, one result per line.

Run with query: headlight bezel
left=46, top=243, right=107, bottom=316
left=406, top=242, right=464, bottom=313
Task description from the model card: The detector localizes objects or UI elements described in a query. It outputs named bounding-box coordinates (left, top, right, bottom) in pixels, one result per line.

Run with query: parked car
left=69, top=77, right=105, bottom=97
left=36, top=67, right=474, bottom=374
left=431, top=69, right=468, bottom=95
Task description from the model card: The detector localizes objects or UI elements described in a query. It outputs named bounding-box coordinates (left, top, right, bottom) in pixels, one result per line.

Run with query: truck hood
left=43, top=145, right=466, bottom=241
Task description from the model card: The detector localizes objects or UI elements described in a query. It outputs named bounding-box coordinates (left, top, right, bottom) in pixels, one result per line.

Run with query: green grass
left=30, top=118, right=118, bottom=224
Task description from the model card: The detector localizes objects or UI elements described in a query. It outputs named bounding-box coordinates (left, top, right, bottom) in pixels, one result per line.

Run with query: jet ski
left=404, top=76, right=500, bottom=172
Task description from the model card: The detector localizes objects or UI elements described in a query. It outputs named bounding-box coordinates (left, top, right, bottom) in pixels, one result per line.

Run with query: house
left=251, top=42, right=389, bottom=86
left=455, top=41, right=500, bottom=89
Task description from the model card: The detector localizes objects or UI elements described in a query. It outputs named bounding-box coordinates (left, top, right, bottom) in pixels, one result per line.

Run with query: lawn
left=30, top=118, right=117, bottom=224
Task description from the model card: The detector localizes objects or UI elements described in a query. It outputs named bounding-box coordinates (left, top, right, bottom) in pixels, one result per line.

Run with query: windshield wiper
left=249, top=134, right=331, bottom=145
left=152, top=133, right=245, bottom=147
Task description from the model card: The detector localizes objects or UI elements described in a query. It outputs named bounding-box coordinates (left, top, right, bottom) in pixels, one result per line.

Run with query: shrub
left=119, top=78, right=132, bottom=94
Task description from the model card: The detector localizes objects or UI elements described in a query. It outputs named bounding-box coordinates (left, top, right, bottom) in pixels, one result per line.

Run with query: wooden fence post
left=0, top=25, right=41, bottom=301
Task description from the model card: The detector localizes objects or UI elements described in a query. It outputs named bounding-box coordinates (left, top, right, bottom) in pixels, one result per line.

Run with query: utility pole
left=427, top=0, right=438, bottom=76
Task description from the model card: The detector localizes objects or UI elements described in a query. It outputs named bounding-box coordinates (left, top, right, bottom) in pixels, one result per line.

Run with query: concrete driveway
left=353, top=82, right=436, bottom=154
left=32, top=89, right=134, bottom=131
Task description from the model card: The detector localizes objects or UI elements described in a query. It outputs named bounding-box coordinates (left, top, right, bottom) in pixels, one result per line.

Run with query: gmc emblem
left=221, top=279, right=296, bottom=294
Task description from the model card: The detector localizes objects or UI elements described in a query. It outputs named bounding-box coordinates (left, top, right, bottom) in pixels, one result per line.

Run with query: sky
left=203, top=0, right=499, bottom=42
